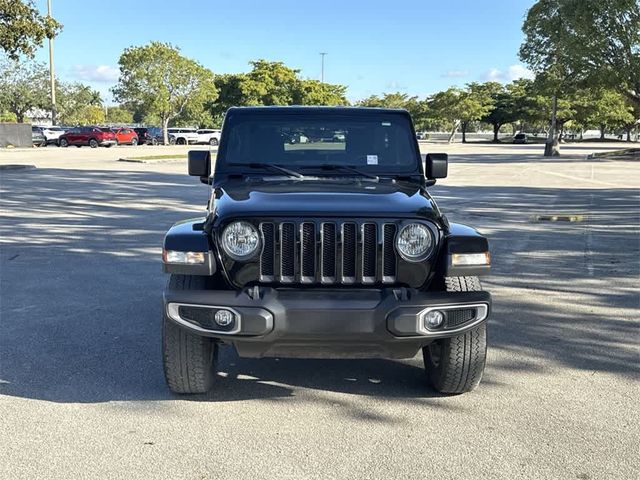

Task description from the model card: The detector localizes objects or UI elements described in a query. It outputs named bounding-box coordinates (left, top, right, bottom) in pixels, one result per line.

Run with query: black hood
left=212, top=178, right=439, bottom=221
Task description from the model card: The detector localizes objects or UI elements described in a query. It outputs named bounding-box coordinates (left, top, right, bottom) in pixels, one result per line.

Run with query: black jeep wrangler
left=162, top=106, right=491, bottom=395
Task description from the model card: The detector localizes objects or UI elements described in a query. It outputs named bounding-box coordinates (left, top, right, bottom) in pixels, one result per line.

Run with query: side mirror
left=188, top=150, right=211, bottom=182
left=425, top=153, right=448, bottom=179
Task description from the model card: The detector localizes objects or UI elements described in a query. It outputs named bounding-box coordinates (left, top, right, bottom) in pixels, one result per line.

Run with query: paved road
left=1, top=143, right=638, bottom=479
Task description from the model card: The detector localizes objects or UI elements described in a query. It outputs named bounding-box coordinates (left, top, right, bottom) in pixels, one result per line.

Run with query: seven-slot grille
left=259, top=221, right=398, bottom=285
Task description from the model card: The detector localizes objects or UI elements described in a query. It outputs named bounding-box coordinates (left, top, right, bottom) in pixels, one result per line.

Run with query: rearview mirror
left=425, top=153, right=448, bottom=179
left=188, top=150, right=211, bottom=181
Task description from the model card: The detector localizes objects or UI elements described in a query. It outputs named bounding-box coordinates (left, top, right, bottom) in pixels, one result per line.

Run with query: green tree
left=476, top=82, right=518, bottom=142
left=0, top=55, right=49, bottom=122
left=211, top=61, right=350, bottom=124
left=429, top=85, right=493, bottom=143
left=0, top=0, right=62, bottom=60
left=0, top=111, right=17, bottom=122
left=57, top=82, right=103, bottom=124
left=292, top=79, right=348, bottom=106
left=358, top=93, right=429, bottom=129
left=105, top=106, right=133, bottom=124
left=211, top=73, right=247, bottom=122
left=241, top=60, right=299, bottom=106
left=112, top=42, right=217, bottom=144
left=585, top=90, right=635, bottom=139
left=520, top=0, right=639, bottom=108
left=520, top=0, right=640, bottom=154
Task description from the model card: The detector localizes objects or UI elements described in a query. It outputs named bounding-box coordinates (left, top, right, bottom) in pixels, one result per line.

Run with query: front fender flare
left=162, top=217, right=216, bottom=276
left=441, top=222, right=490, bottom=277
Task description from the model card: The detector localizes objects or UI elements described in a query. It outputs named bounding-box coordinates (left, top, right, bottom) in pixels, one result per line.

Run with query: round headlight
left=396, top=223, right=434, bottom=261
left=221, top=221, right=260, bottom=260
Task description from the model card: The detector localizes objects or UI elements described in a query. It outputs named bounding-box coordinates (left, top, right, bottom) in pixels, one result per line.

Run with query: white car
left=196, top=129, right=221, bottom=146
left=37, top=125, right=66, bottom=145
left=167, top=128, right=199, bottom=145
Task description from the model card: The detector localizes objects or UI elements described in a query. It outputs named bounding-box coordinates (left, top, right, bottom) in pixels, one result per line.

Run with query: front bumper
left=164, top=287, right=491, bottom=359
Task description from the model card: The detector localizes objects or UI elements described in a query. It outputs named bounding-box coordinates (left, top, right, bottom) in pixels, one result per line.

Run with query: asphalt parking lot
left=1, top=142, right=638, bottom=479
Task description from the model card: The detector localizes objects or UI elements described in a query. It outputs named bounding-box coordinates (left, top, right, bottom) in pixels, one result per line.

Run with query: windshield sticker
left=367, top=155, right=378, bottom=165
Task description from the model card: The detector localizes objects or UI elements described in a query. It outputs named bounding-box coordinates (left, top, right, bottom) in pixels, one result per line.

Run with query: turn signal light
left=451, top=252, right=490, bottom=266
left=162, top=249, right=205, bottom=264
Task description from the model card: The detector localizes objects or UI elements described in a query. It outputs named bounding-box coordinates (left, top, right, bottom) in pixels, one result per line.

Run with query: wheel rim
left=90, top=140, right=97, bottom=148
left=132, top=139, right=137, bottom=145
left=61, top=139, right=67, bottom=147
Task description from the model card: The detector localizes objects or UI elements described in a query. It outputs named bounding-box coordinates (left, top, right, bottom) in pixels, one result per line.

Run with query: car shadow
left=0, top=166, right=638, bottom=404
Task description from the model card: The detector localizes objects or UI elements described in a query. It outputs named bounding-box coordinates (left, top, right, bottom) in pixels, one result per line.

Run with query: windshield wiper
left=303, top=164, right=379, bottom=181
left=247, top=162, right=306, bottom=179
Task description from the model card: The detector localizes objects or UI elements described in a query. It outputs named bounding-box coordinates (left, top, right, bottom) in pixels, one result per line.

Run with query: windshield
left=219, top=112, right=420, bottom=173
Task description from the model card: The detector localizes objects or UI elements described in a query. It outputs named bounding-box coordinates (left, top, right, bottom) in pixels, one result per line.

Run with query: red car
left=58, top=126, right=117, bottom=148
left=110, top=127, right=139, bottom=145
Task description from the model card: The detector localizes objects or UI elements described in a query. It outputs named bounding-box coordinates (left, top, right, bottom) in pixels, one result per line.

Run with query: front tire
left=423, top=276, right=487, bottom=394
left=131, top=137, right=138, bottom=146
left=89, top=138, right=98, bottom=148
left=59, top=138, right=69, bottom=147
left=162, top=275, right=218, bottom=394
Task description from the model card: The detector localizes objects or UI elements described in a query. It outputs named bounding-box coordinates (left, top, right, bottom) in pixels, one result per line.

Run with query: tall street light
left=47, top=0, right=57, bottom=125
left=319, top=52, right=327, bottom=83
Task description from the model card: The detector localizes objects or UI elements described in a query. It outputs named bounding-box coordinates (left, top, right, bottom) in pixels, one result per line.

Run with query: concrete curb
left=587, top=148, right=639, bottom=159
left=0, top=164, right=36, bottom=171
left=118, top=157, right=185, bottom=164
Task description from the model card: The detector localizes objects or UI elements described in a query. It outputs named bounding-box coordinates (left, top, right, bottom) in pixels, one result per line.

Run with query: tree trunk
left=544, top=95, right=560, bottom=157
left=16, top=111, right=25, bottom=123
left=627, top=129, right=632, bottom=142
left=493, top=123, right=500, bottom=142
left=599, top=125, right=606, bottom=140
left=461, top=122, right=467, bottom=143
left=447, top=121, right=459, bottom=143
left=162, top=116, right=170, bottom=145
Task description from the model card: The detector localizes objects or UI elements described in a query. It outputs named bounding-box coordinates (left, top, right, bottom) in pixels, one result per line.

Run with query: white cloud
left=485, top=64, right=534, bottom=83
left=441, top=70, right=469, bottom=78
left=71, top=64, right=119, bottom=83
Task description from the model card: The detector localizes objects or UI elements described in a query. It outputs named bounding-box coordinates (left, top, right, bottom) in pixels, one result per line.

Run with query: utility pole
left=319, top=52, right=327, bottom=83
left=47, top=0, right=57, bottom=125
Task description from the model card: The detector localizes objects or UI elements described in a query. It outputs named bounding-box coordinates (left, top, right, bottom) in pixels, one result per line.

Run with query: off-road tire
left=162, top=274, right=218, bottom=394
left=423, top=276, right=487, bottom=394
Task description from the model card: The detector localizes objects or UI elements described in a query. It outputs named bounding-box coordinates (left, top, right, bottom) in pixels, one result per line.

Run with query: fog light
left=424, top=310, right=444, bottom=329
left=214, top=309, right=235, bottom=327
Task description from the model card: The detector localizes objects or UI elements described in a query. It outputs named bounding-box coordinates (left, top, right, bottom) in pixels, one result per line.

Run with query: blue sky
left=32, top=0, right=535, bottom=104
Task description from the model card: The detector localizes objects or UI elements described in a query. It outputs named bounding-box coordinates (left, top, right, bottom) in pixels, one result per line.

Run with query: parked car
left=161, top=106, right=492, bottom=396
left=34, top=125, right=66, bottom=145
left=416, top=131, right=428, bottom=140
left=58, top=126, right=117, bottom=148
left=513, top=133, right=528, bottom=144
left=196, top=129, right=221, bottom=146
left=31, top=126, right=46, bottom=147
left=133, top=127, right=159, bottom=145
left=109, top=127, right=139, bottom=145
left=167, top=128, right=199, bottom=145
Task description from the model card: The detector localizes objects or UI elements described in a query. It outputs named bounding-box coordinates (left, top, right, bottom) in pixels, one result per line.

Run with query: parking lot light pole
left=47, top=0, right=57, bottom=125
left=320, top=52, right=327, bottom=83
